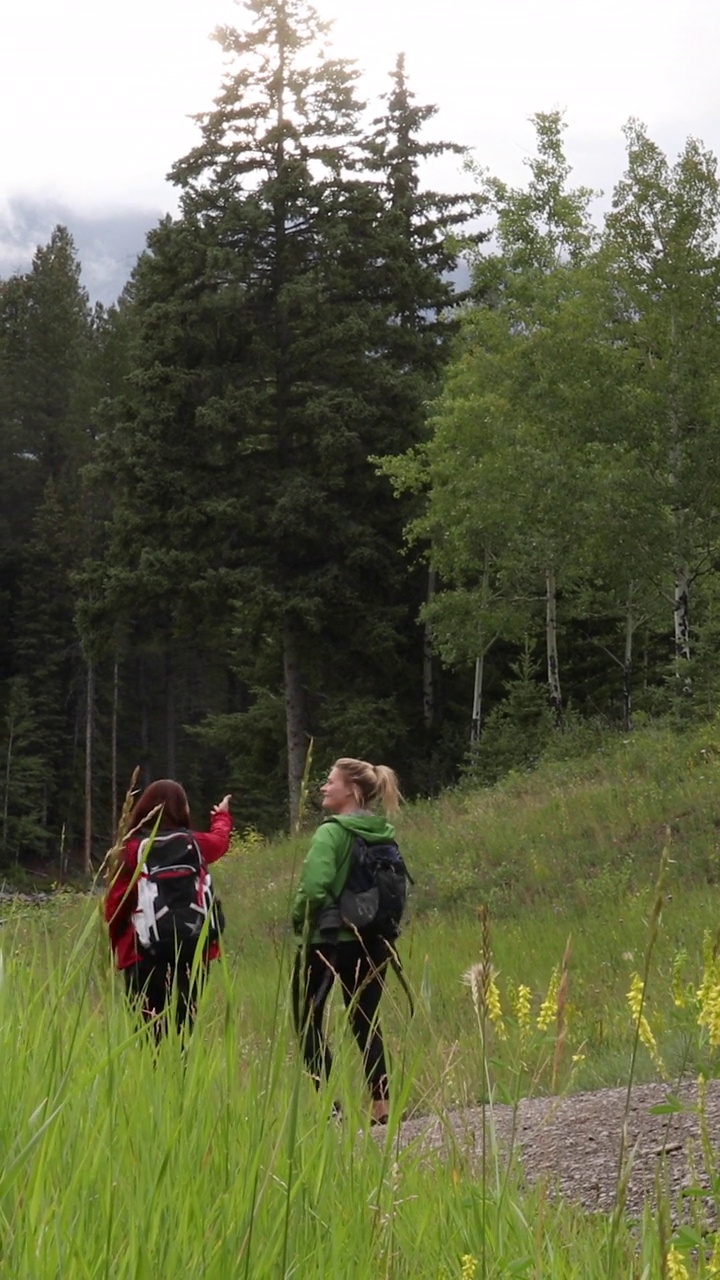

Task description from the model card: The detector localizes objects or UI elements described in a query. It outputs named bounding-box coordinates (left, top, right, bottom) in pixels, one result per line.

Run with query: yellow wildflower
left=697, top=942, right=720, bottom=1048
left=666, top=1244, right=689, bottom=1279
left=514, top=983, right=532, bottom=1034
left=537, top=967, right=560, bottom=1031
left=487, top=977, right=507, bottom=1039
left=698, top=987, right=720, bottom=1047
left=462, top=964, right=507, bottom=1040
left=460, top=1256, right=478, bottom=1280
left=627, top=973, right=663, bottom=1070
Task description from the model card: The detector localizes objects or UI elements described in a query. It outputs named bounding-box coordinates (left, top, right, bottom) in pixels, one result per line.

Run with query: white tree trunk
left=668, top=332, right=691, bottom=689
left=470, top=549, right=492, bottom=744
left=674, top=565, right=691, bottom=665
left=674, top=564, right=691, bottom=694
left=545, top=567, right=562, bottom=722
left=471, top=651, right=484, bottom=745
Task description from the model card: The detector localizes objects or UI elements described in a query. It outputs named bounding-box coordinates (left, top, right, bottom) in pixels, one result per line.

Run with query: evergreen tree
left=367, top=52, right=473, bottom=375
left=8, top=226, right=94, bottom=482
left=0, top=274, right=34, bottom=692
left=368, top=53, right=479, bottom=738
left=0, top=678, right=47, bottom=862
left=466, top=644, right=554, bottom=785
left=97, top=1, right=473, bottom=825
left=0, top=227, right=96, bottom=860
left=13, top=482, right=86, bottom=851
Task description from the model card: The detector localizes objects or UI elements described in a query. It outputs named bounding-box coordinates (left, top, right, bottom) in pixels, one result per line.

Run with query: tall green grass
left=0, top=911, right=676, bottom=1279
left=5, top=721, right=720, bottom=1275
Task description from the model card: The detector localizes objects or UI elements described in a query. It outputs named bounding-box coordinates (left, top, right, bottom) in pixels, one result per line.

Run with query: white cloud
left=1, top=0, right=718, bottom=217
left=1, top=0, right=236, bottom=209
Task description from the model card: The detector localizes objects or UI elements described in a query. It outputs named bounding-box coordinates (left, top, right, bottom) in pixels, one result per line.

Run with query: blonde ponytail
left=333, top=758, right=402, bottom=816
left=372, top=764, right=402, bottom=816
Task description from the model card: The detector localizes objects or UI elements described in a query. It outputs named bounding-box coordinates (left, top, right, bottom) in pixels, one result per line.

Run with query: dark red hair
left=128, top=779, right=191, bottom=830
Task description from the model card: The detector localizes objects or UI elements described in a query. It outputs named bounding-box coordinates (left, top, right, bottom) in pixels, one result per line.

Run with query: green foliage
left=382, top=111, right=628, bottom=733
left=603, top=121, right=720, bottom=680
left=0, top=228, right=97, bottom=858
left=0, top=908, right=671, bottom=1278
left=382, top=110, right=720, bottom=754
left=87, top=1, right=474, bottom=826
left=8, top=66, right=720, bottom=874
left=465, top=645, right=554, bottom=785
left=681, top=571, right=720, bottom=716
left=189, top=696, right=288, bottom=834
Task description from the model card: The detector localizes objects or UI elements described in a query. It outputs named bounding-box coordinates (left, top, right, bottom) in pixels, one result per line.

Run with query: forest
left=3, top=0, right=720, bottom=869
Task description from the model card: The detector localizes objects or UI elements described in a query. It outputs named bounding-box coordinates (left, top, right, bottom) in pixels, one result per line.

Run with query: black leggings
left=292, top=938, right=390, bottom=1101
left=124, top=946, right=208, bottom=1042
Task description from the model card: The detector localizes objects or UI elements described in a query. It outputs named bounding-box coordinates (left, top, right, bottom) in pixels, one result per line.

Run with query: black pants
left=292, top=938, right=390, bottom=1101
left=124, top=946, right=208, bottom=1042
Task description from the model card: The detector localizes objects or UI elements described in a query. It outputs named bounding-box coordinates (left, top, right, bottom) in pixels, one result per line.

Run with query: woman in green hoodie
left=291, top=757, right=401, bottom=1125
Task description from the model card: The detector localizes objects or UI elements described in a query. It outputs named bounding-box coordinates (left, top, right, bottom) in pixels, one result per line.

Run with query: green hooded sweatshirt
left=292, top=812, right=396, bottom=944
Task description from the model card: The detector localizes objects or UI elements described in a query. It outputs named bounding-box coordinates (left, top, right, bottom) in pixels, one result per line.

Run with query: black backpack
left=338, top=835, right=413, bottom=942
left=131, top=829, right=225, bottom=957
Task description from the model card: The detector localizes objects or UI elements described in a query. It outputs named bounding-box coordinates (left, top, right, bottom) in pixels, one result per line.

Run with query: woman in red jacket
left=105, top=778, right=232, bottom=1040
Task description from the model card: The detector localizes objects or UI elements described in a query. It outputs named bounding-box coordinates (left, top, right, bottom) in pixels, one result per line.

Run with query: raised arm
left=196, top=797, right=232, bottom=865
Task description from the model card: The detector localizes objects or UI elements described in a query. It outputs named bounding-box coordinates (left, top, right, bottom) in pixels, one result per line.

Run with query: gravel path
left=391, top=1080, right=720, bottom=1223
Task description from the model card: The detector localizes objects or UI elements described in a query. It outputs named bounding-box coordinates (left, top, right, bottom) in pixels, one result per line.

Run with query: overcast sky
left=2, top=0, right=719, bottom=297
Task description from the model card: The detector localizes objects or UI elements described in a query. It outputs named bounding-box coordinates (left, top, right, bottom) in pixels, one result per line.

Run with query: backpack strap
left=328, top=817, right=357, bottom=882
left=314, top=820, right=361, bottom=925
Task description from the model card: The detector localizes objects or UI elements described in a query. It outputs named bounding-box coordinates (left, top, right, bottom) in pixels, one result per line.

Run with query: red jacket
left=104, top=810, right=232, bottom=970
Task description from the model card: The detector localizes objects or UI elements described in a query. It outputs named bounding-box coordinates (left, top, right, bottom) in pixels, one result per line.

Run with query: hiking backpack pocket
left=338, top=838, right=411, bottom=941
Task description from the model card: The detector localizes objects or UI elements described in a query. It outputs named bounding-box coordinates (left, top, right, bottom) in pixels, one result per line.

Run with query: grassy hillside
left=223, top=719, right=720, bottom=925
left=202, top=721, right=720, bottom=1101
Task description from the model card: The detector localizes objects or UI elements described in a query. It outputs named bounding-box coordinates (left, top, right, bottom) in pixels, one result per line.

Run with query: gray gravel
left=389, top=1079, right=720, bottom=1223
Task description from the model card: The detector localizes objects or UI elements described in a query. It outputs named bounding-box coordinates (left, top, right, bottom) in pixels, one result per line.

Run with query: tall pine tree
left=0, top=228, right=96, bottom=857
left=97, top=1, right=472, bottom=825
